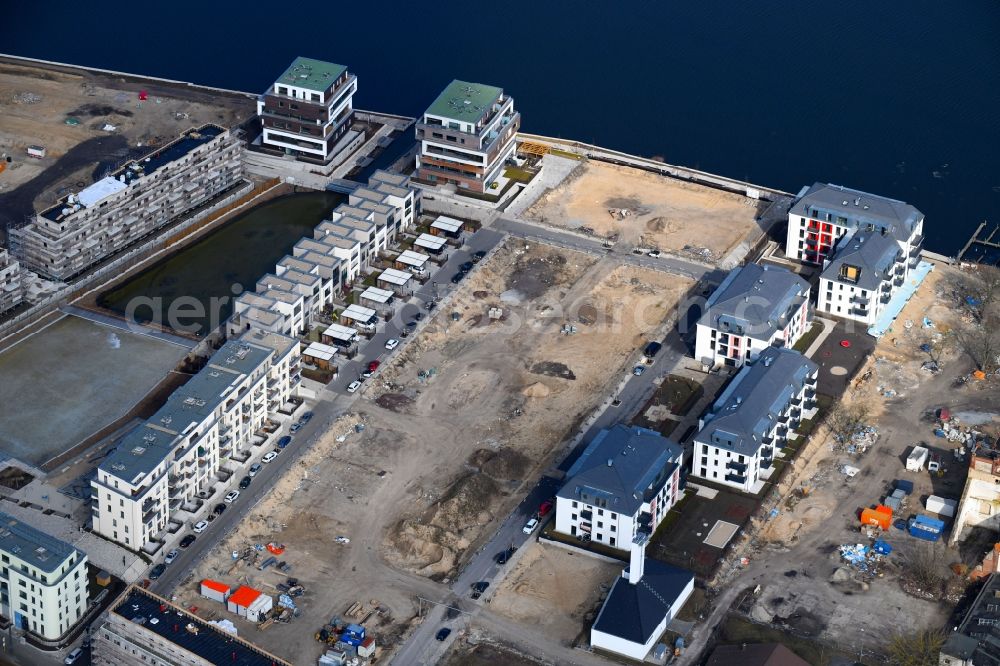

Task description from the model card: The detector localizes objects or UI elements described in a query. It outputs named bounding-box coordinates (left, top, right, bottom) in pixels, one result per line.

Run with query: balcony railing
left=726, top=460, right=747, bottom=473
left=725, top=473, right=747, bottom=485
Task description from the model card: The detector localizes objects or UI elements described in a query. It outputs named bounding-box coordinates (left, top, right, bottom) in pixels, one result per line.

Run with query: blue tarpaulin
left=873, top=540, right=893, bottom=555
left=868, top=261, right=935, bottom=338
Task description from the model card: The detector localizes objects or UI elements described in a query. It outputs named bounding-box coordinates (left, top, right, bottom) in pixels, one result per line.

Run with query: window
left=597, top=521, right=603, bottom=529
left=610, top=537, right=616, bottom=546
left=597, top=509, right=604, bottom=516
left=572, top=501, right=578, bottom=508
left=610, top=525, right=616, bottom=532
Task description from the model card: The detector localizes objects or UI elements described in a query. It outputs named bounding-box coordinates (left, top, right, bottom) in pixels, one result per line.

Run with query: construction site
left=164, top=238, right=691, bottom=662
left=522, top=159, right=764, bottom=263
left=0, top=59, right=254, bottom=236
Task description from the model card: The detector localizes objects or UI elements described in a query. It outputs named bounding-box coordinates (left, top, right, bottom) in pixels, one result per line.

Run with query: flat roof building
left=414, top=233, right=447, bottom=254
left=395, top=249, right=430, bottom=273
left=415, top=79, right=520, bottom=194
left=429, top=215, right=463, bottom=238
left=92, top=585, right=292, bottom=666
left=256, top=57, right=358, bottom=164
left=10, top=125, right=243, bottom=281
left=0, top=511, right=89, bottom=640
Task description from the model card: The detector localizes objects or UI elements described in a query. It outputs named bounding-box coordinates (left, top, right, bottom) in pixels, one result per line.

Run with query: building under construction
left=0, top=248, right=23, bottom=313
left=8, top=125, right=244, bottom=282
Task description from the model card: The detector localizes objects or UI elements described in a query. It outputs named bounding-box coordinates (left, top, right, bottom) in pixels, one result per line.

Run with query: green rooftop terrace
left=425, top=79, right=504, bottom=125
left=276, top=57, right=347, bottom=93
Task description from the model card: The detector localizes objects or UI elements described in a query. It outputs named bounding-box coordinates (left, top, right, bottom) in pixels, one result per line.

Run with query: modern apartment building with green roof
left=256, top=56, right=358, bottom=163
left=415, top=79, right=520, bottom=193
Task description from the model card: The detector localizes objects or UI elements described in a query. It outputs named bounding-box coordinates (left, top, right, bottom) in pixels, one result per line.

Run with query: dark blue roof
left=112, top=587, right=291, bottom=666
left=592, top=559, right=694, bottom=644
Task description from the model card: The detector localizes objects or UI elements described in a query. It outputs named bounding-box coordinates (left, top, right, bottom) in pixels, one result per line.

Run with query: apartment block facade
left=9, top=125, right=243, bottom=281
left=227, top=171, right=419, bottom=339
left=784, top=182, right=924, bottom=267
left=555, top=425, right=683, bottom=552
left=256, top=57, right=357, bottom=162
left=0, top=512, right=89, bottom=640
left=0, top=249, right=24, bottom=313
left=692, top=348, right=818, bottom=493
left=415, top=79, right=519, bottom=193
left=695, top=263, right=811, bottom=369
left=91, top=331, right=298, bottom=551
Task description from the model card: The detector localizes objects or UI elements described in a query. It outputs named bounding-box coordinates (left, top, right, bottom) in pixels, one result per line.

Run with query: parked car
left=64, top=648, right=83, bottom=664
left=368, top=360, right=381, bottom=373
left=248, top=463, right=262, bottom=477
left=347, top=380, right=362, bottom=393
left=450, top=272, right=466, bottom=284
left=405, top=321, right=418, bottom=330
left=522, top=518, right=539, bottom=534
left=471, top=581, right=490, bottom=594
left=633, top=365, right=646, bottom=376
left=224, top=490, right=240, bottom=503
left=425, top=300, right=437, bottom=312
left=413, top=312, right=424, bottom=322
left=149, top=563, right=167, bottom=579
left=290, top=423, right=301, bottom=433
left=648, top=249, right=661, bottom=258
left=301, top=411, right=314, bottom=423
left=538, top=500, right=554, bottom=518
left=643, top=341, right=662, bottom=359
left=179, top=534, right=196, bottom=548
left=399, top=329, right=410, bottom=339
left=239, top=476, right=252, bottom=489
left=277, top=435, right=292, bottom=449
left=164, top=549, right=179, bottom=565
left=262, top=451, right=279, bottom=464
left=335, top=536, right=351, bottom=544
left=473, top=250, right=487, bottom=263
left=193, top=520, right=209, bottom=534
left=212, top=503, right=226, bottom=516
left=435, top=628, right=452, bottom=641
left=385, top=338, right=399, bottom=351
left=495, top=546, right=517, bottom=564
left=459, top=261, right=474, bottom=272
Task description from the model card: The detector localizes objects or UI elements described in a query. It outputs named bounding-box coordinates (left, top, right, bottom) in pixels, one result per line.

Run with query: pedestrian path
left=61, top=304, right=196, bottom=348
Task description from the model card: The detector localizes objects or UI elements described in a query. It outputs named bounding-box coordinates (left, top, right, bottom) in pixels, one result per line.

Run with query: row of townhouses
left=9, top=125, right=244, bottom=282
left=0, top=511, right=89, bottom=640
left=226, top=170, right=419, bottom=339
left=0, top=248, right=24, bottom=314
left=90, top=330, right=298, bottom=552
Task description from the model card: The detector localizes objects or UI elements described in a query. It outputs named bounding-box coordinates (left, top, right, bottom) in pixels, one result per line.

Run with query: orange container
left=860, top=508, right=891, bottom=530
left=875, top=504, right=893, bottom=519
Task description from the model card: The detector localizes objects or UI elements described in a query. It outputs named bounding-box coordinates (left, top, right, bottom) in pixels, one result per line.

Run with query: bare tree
left=826, top=403, right=871, bottom=444
left=886, top=629, right=946, bottom=666
left=970, top=265, right=1000, bottom=314
left=952, top=310, right=1000, bottom=373
left=902, top=541, right=947, bottom=592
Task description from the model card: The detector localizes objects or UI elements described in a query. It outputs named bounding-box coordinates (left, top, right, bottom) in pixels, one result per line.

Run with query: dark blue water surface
left=3, top=1, right=998, bottom=254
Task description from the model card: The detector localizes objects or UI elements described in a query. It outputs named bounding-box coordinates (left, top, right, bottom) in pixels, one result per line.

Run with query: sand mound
left=469, top=448, right=531, bottom=482
left=522, top=381, right=551, bottom=398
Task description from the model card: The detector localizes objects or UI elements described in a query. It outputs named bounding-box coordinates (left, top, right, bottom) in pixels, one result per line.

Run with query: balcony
left=849, top=307, right=869, bottom=317
left=760, top=446, right=774, bottom=459
left=880, top=293, right=892, bottom=304
left=725, top=473, right=747, bottom=485
left=726, top=460, right=747, bottom=473
left=580, top=510, right=593, bottom=521
left=850, top=294, right=869, bottom=305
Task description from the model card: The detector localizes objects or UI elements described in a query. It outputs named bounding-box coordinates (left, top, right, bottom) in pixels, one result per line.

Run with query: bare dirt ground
left=522, top=160, right=762, bottom=263
left=441, top=631, right=552, bottom=666
left=488, top=543, right=620, bottom=644
left=373, top=240, right=692, bottom=579
left=724, top=262, right=991, bottom=655
left=168, top=239, right=690, bottom=663
left=0, top=61, right=253, bottom=233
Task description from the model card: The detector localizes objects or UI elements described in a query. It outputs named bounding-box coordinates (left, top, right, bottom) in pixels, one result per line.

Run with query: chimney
left=628, top=533, right=648, bottom=584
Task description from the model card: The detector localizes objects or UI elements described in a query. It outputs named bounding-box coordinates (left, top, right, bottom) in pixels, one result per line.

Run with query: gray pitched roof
left=698, top=264, right=809, bottom=340
left=592, top=558, right=693, bottom=644
left=820, top=227, right=902, bottom=291
left=696, top=348, right=817, bottom=456
left=558, top=425, right=682, bottom=517
left=791, top=182, right=923, bottom=237
left=0, top=511, right=82, bottom=573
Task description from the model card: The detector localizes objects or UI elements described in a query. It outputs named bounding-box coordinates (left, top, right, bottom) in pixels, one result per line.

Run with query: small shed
left=227, top=585, right=271, bottom=621
left=926, top=495, right=958, bottom=518
left=200, top=579, right=230, bottom=603
left=395, top=250, right=430, bottom=275
left=322, top=323, right=359, bottom=348
left=302, top=342, right=338, bottom=371
left=414, top=233, right=447, bottom=255
left=377, top=268, right=414, bottom=296
left=430, top=215, right=463, bottom=239
left=360, top=286, right=395, bottom=312
left=340, top=304, right=378, bottom=331
left=358, top=637, right=376, bottom=659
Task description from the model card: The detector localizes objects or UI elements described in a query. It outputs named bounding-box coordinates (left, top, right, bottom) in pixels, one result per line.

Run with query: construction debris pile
left=12, top=92, right=42, bottom=104
left=834, top=424, right=880, bottom=455
left=839, top=539, right=892, bottom=574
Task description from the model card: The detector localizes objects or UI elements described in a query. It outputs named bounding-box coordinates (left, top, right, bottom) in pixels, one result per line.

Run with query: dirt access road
left=523, top=159, right=764, bottom=263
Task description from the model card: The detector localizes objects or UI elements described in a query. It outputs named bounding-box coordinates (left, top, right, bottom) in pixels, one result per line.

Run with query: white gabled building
left=784, top=182, right=923, bottom=268
left=0, top=512, right=89, bottom=640
left=91, top=331, right=298, bottom=552
left=555, top=425, right=683, bottom=552
left=695, top=263, right=811, bottom=369
left=692, top=348, right=818, bottom=494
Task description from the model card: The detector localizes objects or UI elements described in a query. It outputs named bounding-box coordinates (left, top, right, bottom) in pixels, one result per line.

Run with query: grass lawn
left=793, top=320, right=825, bottom=353
left=549, top=148, right=584, bottom=160
left=503, top=166, right=537, bottom=183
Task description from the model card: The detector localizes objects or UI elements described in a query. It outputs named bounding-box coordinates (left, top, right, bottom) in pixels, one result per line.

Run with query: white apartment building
left=415, top=79, right=520, bottom=193
left=91, top=331, right=298, bottom=552
left=227, top=171, right=418, bottom=339
left=784, top=182, right=923, bottom=267
left=555, top=425, right=683, bottom=552
left=0, top=512, right=89, bottom=640
left=695, top=263, right=811, bottom=369
left=9, top=125, right=243, bottom=281
left=692, top=348, right=818, bottom=494
left=256, top=57, right=358, bottom=163
left=0, top=249, right=24, bottom=314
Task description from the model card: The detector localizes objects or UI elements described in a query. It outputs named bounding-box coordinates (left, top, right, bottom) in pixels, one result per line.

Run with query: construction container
left=227, top=585, right=269, bottom=619
left=909, top=515, right=946, bottom=541
left=358, top=637, right=376, bottom=659
left=344, top=623, right=365, bottom=639
left=925, top=495, right=958, bottom=518
left=906, top=446, right=929, bottom=471
left=26, top=145, right=46, bottom=159
left=894, top=479, right=914, bottom=495
left=860, top=508, right=891, bottom=530
left=200, top=580, right=231, bottom=603
left=873, top=540, right=893, bottom=555
left=883, top=497, right=901, bottom=512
